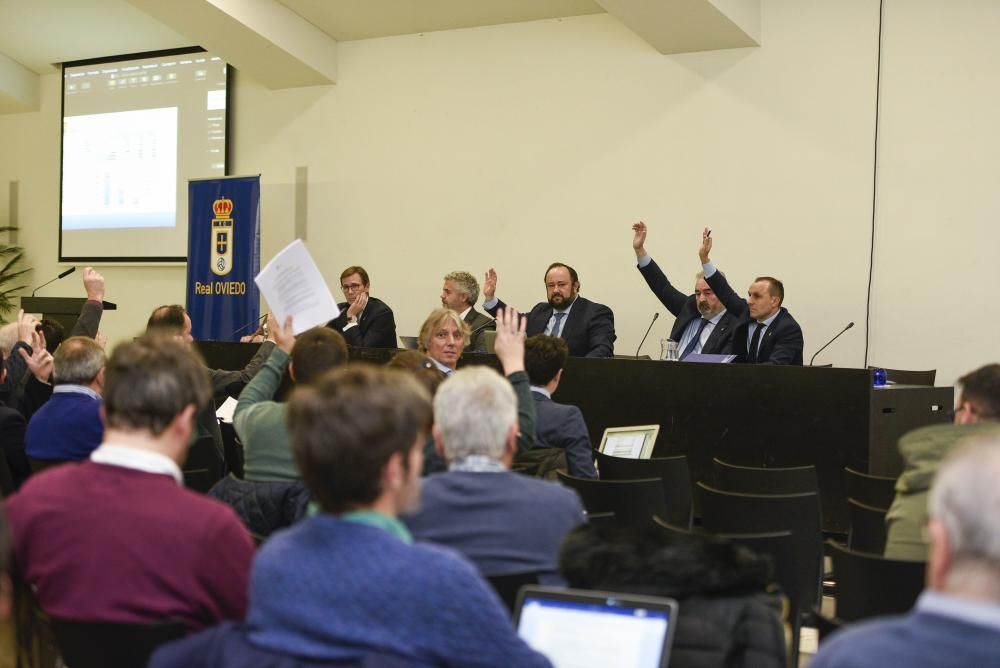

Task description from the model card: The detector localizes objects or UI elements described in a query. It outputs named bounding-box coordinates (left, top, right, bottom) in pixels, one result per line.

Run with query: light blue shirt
left=483, top=295, right=575, bottom=337
left=428, top=357, right=454, bottom=376
left=678, top=309, right=726, bottom=356
left=917, top=590, right=1000, bottom=632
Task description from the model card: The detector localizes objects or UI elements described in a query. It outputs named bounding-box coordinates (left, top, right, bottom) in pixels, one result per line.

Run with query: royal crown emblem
left=211, top=197, right=234, bottom=277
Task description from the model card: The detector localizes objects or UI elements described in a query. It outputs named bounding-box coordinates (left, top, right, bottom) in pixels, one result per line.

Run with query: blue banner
left=187, top=176, right=261, bottom=341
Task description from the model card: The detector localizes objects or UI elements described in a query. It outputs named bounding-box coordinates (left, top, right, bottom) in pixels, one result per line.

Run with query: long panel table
left=197, top=342, right=951, bottom=532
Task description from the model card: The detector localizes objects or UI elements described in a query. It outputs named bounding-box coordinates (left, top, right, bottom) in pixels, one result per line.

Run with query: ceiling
left=0, top=0, right=759, bottom=112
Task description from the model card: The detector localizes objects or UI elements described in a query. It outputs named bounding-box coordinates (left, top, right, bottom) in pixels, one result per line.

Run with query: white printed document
left=254, top=239, right=340, bottom=334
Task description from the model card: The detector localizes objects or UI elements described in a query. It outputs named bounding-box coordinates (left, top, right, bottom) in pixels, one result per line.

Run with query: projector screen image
left=60, top=48, right=228, bottom=261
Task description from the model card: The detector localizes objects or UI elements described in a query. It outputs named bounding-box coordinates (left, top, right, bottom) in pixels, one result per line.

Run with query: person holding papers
left=632, top=222, right=745, bottom=359
left=326, top=265, right=398, bottom=349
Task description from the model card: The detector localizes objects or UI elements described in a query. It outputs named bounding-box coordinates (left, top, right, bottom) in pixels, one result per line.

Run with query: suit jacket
left=464, top=307, right=494, bottom=353
left=531, top=391, right=597, bottom=478
left=327, top=296, right=397, bottom=349
left=638, top=258, right=744, bottom=355
left=730, top=308, right=804, bottom=365
left=0, top=404, right=26, bottom=492
left=487, top=296, right=615, bottom=358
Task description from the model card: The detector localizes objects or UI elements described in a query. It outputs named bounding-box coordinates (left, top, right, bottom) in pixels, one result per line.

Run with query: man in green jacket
left=885, top=364, right=1000, bottom=561
left=234, top=316, right=348, bottom=482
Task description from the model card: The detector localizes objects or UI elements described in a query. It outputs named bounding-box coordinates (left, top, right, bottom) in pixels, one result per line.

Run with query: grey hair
left=444, top=271, right=480, bottom=306
left=929, top=431, right=1000, bottom=566
left=433, top=366, right=516, bottom=462
left=53, top=336, right=106, bottom=386
left=0, top=323, right=16, bottom=357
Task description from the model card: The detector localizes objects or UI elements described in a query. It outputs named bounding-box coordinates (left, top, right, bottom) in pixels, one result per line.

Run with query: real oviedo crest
left=211, top=197, right=234, bottom=277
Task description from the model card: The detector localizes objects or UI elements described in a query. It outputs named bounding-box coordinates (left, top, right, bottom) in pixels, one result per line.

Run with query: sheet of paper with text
left=254, top=239, right=340, bottom=334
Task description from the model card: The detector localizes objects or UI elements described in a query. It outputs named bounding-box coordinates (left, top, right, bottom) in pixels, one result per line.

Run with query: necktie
left=551, top=312, right=566, bottom=338
left=748, top=322, right=765, bottom=363
left=680, top=318, right=710, bottom=360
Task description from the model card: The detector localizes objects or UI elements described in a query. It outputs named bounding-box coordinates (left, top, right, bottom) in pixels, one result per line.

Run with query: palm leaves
left=0, top=226, right=30, bottom=321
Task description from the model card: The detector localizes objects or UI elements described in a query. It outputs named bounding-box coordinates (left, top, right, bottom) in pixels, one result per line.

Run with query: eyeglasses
left=341, top=283, right=365, bottom=292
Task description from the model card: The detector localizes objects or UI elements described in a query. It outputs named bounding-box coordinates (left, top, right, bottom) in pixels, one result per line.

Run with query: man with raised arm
left=482, top=263, right=615, bottom=358
left=632, top=222, right=745, bottom=358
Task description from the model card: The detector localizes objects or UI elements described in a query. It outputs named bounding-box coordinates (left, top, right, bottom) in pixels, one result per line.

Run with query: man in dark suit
left=714, top=274, right=803, bottom=365
left=326, top=265, right=397, bottom=349
left=441, top=271, right=493, bottom=352
left=632, top=222, right=745, bottom=358
left=482, top=263, right=615, bottom=358
left=524, top=335, right=597, bottom=478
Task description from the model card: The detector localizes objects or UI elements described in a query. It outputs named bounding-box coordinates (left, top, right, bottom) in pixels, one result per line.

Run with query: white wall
left=1, top=0, right=996, bottom=386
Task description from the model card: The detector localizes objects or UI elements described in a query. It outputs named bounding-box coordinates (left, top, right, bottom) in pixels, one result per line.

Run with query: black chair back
left=183, top=436, right=225, bottom=493
left=485, top=571, right=540, bottom=614
left=595, top=451, right=693, bottom=528
left=845, top=467, right=896, bottom=511
left=0, top=449, right=16, bottom=497
left=49, top=617, right=186, bottom=668
left=712, top=457, right=818, bottom=495
left=556, top=471, right=668, bottom=528
left=847, top=498, right=888, bottom=554
left=827, top=540, right=926, bottom=622
left=585, top=511, right=617, bottom=528
left=696, top=482, right=823, bottom=617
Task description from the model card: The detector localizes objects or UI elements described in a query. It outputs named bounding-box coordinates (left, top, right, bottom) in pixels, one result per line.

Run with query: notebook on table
left=514, top=586, right=678, bottom=668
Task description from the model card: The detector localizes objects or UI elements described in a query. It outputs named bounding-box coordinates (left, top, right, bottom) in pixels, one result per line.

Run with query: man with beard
left=326, top=266, right=398, bottom=349
left=482, top=263, right=615, bottom=358
left=632, top=222, right=745, bottom=358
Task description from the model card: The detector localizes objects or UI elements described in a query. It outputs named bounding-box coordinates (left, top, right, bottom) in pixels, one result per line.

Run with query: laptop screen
left=514, top=587, right=677, bottom=668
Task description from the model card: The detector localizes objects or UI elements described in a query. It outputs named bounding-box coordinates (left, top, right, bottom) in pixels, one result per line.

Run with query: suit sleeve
left=358, top=305, right=397, bottom=349
left=508, top=370, right=538, bottom=454
left=483, top=298, right=507, bottom=318
left=69, top=301, right=103, bottom=338
left=637, top=258, right=689, bottom=317
left=564, top=407, right=597, bottom=478
left=705, top=267, right=749, bottom=318
left=763, top=319, right=804, bottom=366
left=207, top=341, right=276, bottom=399
left=583, top=303, right=615, bottom=358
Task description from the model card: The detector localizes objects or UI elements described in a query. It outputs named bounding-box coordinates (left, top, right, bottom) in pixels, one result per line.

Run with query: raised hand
left=698, top=227, right=713, bottom=264
left=16, top=309, right=39, bottom=345
left=19, top=330, right=53, bottom=383
left=267, top=313, right=296, bottom=354
left=493, top=306, right=526, bottom=375
left=632, top=221, right=648, bottom=258
left=483, top=268, right=498, bottom=302
left=83, top=267, right=105, bottom=302
left=347, top=292, right=368, bottom=319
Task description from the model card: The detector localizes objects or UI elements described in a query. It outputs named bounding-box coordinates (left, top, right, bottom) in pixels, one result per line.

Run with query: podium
left=20, top=297, right=117, bottom=333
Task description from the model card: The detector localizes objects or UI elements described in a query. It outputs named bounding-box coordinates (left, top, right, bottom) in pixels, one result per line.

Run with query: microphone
left=809, top=321, right=854, bottom=366
left=468, top=316, right=497, bottom=338
left=31, top=267, right=76, bottom=296
left=635, top=312, right=659, bottom=358
left=231, top=313, right=268, bottom=338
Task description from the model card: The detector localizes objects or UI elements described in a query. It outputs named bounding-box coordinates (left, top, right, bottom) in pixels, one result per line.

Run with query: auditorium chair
left=711, top=457, right=818, bottom=495
left=826, top=540, right=926, bottom=622
left=847, top=498, right=889, bottom=554
left=556, top=472, right=668, bottom=528
left=182, top=436, right=225, bottom=493
left=844, top=466, right=897, bottom=511
left=594, top=451, right=693, bottom=528
left=49, top=616, right=186, bottom=668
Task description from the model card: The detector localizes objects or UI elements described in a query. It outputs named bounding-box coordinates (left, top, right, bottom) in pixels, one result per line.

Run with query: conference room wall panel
left=0, top=0, right=992, bottom=386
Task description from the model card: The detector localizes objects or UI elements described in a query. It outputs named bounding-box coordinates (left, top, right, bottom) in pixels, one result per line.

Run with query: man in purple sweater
left=5, top=336, right=255, bottom=631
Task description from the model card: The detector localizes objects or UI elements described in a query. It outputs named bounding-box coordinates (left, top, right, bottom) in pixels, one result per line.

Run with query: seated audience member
left=632, top=223, right=746, bottom=358
left=560, top=523, right=786, bottom=668
left=5, top=336, right=254, bottom=631
left=0, top=345, right=28, bottom=490
left=417, top=308, right=468, bottom=375
left=812, top=435, right=1000, bottom=668
left=483, top=263, right=616, bottom=358
left=885, top=364, right=1000, bottom=561
left=387, top=350, right=448, bottom=476
left=146, top=304, right=276, bottom=398
left=24, top=337, right=105, bottom=464
left=234, top=316, right=349, bottom=482
left=403, top=311, right=585, bottom=584
left=150, top=365, right=551, bottom=668
left=326, top=265, right=398, bottom=349
left=441, top=271, right=494, bottom=352
left=524, top=335, right=598, bottom=478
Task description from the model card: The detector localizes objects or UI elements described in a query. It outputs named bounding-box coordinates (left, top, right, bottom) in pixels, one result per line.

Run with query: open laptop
left=398, top=335, right=419, bottom=350
left=598, top=425, right=660, bottom=459
left=514, top=586, right=678, bottom=668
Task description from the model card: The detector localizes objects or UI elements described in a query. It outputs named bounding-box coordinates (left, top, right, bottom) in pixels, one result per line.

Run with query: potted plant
left=0, top=226, right=30, bottom=322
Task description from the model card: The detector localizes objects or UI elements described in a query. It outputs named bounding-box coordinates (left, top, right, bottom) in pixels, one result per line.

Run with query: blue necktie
left=680, top=318, right=709, bottom=360
left=551, top=312, right=566, bottom=338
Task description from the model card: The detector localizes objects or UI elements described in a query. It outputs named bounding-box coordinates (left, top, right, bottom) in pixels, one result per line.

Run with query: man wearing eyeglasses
left=884, top=363, right=1000, bottom=561
left=326, top=266, right=398, bottom=349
